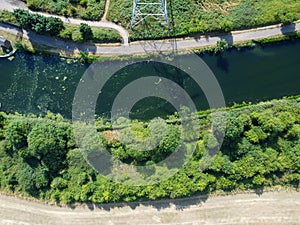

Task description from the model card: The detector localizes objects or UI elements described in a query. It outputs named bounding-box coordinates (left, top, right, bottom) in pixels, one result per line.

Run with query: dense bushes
left=0, top=97, right=299, bottom=203
left=58, top=24, right=122, bottom=43
left=26, top=0, right=105, bottom=21
left=10, top=9, right=122, bottom=43
left=13, top=9, right=64, bottom=36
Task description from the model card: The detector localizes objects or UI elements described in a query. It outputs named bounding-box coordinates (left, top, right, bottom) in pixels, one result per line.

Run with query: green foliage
left=0, top=10, right=18, bottom=24
left=6, top=119, right=33, bottom=152
left=211, top=40, right=229, bottom=55
left=26, top=0, right=105, bottom=21
left=0, top=97, right=300, bottom=203
left=79, top=23, right=93, bottom=40
left=227, top=1, right=260, bottom=29
left=27, top=121, right=73, bottom=175
left=108, top=0, right=300, bottom=40
left=13, top=9, right=64, bottom=36
left=45, top=17, right=64, bottom=36
left=71, top=28, right=84, bottom=42
left=92, top=28, right=122, bottom=43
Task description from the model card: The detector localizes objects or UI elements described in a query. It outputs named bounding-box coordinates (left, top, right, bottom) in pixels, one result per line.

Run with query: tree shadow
left=216, top=55, right=229, bottom=73
left=26, top=30, right=98, bottom=56
left=67, top=194, right=209, bottom=212
left=255, top=186, right=264, bottom=196
left=280, top=22, right=296, bottom=35
left=221, top=32, right=234, bottom=45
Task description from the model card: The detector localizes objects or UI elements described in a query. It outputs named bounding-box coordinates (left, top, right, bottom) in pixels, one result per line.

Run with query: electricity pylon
left=130, top=0, right=170, bottom=29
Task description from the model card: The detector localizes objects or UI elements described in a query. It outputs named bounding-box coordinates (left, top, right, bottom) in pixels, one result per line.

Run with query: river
left=0, top=39, right=299, bottom=120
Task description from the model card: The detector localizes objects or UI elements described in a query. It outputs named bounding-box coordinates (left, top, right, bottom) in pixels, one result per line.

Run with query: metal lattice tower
left=130, top=0, right=170, bottom=29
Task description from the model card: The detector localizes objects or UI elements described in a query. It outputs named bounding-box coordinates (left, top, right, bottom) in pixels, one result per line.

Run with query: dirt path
left=101, top=0, right=110, bottom=22
left=0, top=191, right=299, bottom=225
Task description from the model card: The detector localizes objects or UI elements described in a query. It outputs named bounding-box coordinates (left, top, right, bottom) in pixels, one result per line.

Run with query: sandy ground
left=0, top=191, right=299, bottom=225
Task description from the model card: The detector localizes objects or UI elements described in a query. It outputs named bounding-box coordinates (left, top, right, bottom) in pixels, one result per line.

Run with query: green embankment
left=0, top=9, right=122, bottom=44
left=6, top=0, right=300, bottom=43
left=0, top=96, right=299, bottom=204
left=108, top=0, right=300, bottom=40
left=25, top=0, right=105, bottom=21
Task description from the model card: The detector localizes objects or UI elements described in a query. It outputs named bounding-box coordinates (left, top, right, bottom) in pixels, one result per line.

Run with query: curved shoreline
left=0, top=48, right=17, bottom=58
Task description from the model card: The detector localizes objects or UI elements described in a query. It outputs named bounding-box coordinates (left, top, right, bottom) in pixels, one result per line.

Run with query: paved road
left=0, top=0, right=300, bottom=56
left=0, top=191, right=299, bottom=225
left=0, top=0, right=129, bottom=45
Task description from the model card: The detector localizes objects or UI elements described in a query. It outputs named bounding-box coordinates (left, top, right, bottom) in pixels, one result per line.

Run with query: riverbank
left=0, top=20, right=300, bottom=59
left=0, top=95, right=299, bottom=205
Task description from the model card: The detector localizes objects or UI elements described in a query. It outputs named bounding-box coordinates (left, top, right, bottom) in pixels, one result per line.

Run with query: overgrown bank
left=0, top=9, right=122, bottom=45
left=0, top=96, right=299, bottom=204
left=108, top=0, right=300, bottom=41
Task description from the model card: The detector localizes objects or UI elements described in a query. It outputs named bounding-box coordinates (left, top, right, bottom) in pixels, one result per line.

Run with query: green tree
left=27, top=122, right=71, bottom=175
left=79, top=23, right=93, bottom=40
left=6, top=119, right=33, bottom=153
left=46, top=17, right=64, bottom=36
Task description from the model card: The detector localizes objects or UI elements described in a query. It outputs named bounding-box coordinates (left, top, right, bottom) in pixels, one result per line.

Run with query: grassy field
left=108, top=0, right=300, bottom=40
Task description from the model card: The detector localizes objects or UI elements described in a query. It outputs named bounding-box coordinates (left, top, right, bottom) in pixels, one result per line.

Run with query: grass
left=58, top=24, right=122, bottom=44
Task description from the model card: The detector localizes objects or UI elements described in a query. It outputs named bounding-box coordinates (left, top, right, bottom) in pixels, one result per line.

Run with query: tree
left=6, top=119, right=33, bottom=152
left=79, top=23, right=93, bottom=40
left=13, top=9, right=64, bottom=36
left=13, top=9, right=31, bottom=29
left=46, top=17, right=64, bottom=36
left=27, top=122, right=71, bottom=175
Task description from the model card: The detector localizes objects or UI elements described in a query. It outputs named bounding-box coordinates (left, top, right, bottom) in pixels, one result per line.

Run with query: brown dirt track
left=0, top=191, right=299, bottom=225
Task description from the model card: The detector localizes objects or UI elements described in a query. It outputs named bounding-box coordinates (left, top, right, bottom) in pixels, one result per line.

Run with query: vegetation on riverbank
left=108, top=0, right=300, bottom=40
left=0, top=9, right=122, bottom=44
left=24, top=0, right=105, bottom=21
left=10, top=0, right=300, bottom=42
left=0, top=96, right=299, bottom=204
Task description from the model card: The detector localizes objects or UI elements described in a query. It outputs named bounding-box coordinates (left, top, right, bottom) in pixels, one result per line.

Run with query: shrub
left=13, top=9, right=64, bottom=36
left=59, top=25, right=75, bottom=40
left=72, top=29, right=83, bottom=42
left=79, top=23, right=93, bottom=40
left=92, top=28, right=122, bottom=43
left=46, top=17, right=64, bottom=36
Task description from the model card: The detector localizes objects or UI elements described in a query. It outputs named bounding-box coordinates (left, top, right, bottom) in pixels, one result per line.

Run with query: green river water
left=0, top=39, right=299, bottom=120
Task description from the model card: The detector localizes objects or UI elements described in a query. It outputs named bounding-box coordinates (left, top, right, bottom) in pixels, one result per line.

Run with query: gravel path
left=0, top=191, right=299, bottom=225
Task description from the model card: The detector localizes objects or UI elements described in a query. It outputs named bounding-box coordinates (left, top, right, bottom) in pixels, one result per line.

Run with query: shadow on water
left=216, top=55, right=229, bottom=73
left=222, top=32, right=234, bottom=45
